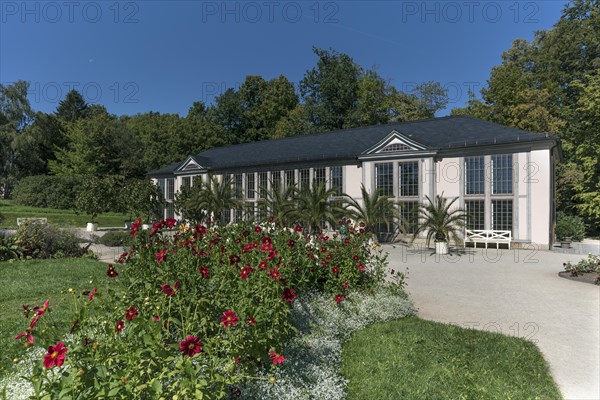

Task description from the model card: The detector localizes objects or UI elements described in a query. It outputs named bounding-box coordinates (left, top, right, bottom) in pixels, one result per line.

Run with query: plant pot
left=124, top=221, right=133, bottom=229
left=560, top=237, right=572, bottom=249
left=142, top=223, right=151, bottom=230
left=86, top=222, right=98, bottom=232
left=435, top=240, right=449, bottom=255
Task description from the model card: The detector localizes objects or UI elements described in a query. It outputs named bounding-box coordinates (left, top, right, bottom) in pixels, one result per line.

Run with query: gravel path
left=383, top=244, right=599, bottom=400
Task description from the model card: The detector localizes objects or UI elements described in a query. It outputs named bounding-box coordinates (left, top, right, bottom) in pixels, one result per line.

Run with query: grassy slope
left=342, top=317, right=562, bottom=400
left=0, top=258, right=107, bottom=376
left=0, top=200, right=127, bottom=229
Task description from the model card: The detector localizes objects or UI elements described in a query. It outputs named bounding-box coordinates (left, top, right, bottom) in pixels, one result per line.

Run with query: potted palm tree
left=185, top=175, right=243, bottom=227
left=257, top=182, right=296, bottom=227
left=413, top=193, right=467, bottom=254
left=344, top=184, right=403, bottom=242
left=291, top=181, right=346, bottom=234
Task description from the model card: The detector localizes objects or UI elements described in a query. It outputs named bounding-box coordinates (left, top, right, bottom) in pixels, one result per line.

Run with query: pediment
left=176, top=156, right=206, bottom=173
left=363, top=130, right=427, bottom=155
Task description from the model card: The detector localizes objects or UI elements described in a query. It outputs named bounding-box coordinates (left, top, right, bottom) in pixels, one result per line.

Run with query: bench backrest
left=465, top=229, right=511, bottom=241
left=16, top=217, right=48, bottom=226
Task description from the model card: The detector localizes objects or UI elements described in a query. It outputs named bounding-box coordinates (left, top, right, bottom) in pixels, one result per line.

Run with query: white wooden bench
left=464, top=229, right=511, bottom=249
left=16, top=217, right=48, bottom=226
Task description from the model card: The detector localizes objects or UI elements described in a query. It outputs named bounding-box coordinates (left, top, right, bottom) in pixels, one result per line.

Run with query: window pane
left=220, top=209, right=231, bottom=225
left=299, top=169, right=310, bottom=190
left=399, top=201, right=419, bottom=234
left=246, top=173, right=255, bottom=199
left=330, top=166, right=343, bottom=195
left=375, top=163, right=394, bottom=196
left=182, top=177, right=191, bottom=189
left=285, top=170, right=295, bottom=189
left=166, top=179, right=175, bottom=200
left=465, top=200, right=485, bottom=230
left=271, top=171, right=281, bottom=192
left=465, top=156, right=484, bottom=195
left=258, top=172, right=268, bottom=199
left=492, top=154, right=513, bottom=194
left=314, top=168, right=326, bottom=187
left=399, top=161, right=419, bottom=197
left=492, top=200, right=513, bottom=232
left=244, top=202, right=255, bottom=221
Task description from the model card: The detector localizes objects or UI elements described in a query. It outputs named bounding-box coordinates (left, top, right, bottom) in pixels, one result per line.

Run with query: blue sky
left=0, top=1, right=568, bottom=116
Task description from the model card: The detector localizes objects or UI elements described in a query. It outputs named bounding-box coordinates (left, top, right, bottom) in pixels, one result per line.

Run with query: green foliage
left=118, top=178, right=164, bottom=222
left=413, top=194, right=467, bottom=246
left=174, top=184, right=205, bottom=224
left=555, top=211, right=586, bottom=241
left=291, top=181, right=347, bottom=234
left=11, top=175, right=85, bottom=210
left=342, top=317, right=562, bottom=399
left=344, top=184, right=402, bottom=235
left=97, top=231, right=132, bottom=247
left=14, top=220, right=381, bottom=398
left=185, top=175, right=243, bottom=226
left=563, top=254, right=600, bottom=284
left=75, top=176, right=116, bottom=223
left=14, top=222, right=85, bottom=259
left=55, top=90, right=88, bottom=123
left=0, top=234, right=20, bottom=261
left=257, top=183, right=296, bottom=227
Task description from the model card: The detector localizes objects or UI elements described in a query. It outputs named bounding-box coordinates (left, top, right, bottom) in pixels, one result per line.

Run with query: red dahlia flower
left=282, top=288, right=297, bottom=303
left=294, top=225, right=303, bottom=232
left=240, top=264, right=254, bottom=280
left=130, top=218, right=142, bottom=237
left=269, top=351, right=285, bottom=365
left=268, top=268, right=280, bottom=281
left=115, top=319, right=125, bottom=333
left=332, top=266, right=339, bottom=274
left=43, top=342, right=68, bottom=369
left=334, top=294, right=344, bottom=304
left=287, top=239, right=295, bottom=248
left=179, top=335, right=203, bottom=357
left=15, top=331, right=34, bottom=345
left=161, top=284, right=176, bottom=297
left=125, top=306, right=138, bottom=321
left=357, top=263, right=365, bottom=272
left=198, top=265, right=209, bottom=278
left=246, top=315, right=257, bottom=325
left=165, top=218, right=177, bottom=229
left=254, top=226, right=262, bottom=233
left=88, top=288, right=98, bottom=301
left=156, top=249, right=168, bottom=264
left=220, top=310, right=239, bottom=327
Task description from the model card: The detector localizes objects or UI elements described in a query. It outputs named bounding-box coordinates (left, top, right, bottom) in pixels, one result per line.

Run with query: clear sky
left=0, top=0, right=568, bottom=117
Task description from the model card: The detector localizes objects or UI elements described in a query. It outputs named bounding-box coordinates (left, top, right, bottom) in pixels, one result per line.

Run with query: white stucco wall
left=530, top=149, right=552, bottom=246
left=344, top=165, right=363, bottom=200
left=435, top=157, right=461, bottom=198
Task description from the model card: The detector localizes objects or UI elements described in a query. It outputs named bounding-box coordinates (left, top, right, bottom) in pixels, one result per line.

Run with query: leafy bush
left=118, top=178, right=164, bottom=223
left=14, top=222, right=85, bottom=259
left=563, top=254, right=600, bottom=284
left=555, top=211, right=586, bottom=241
left=97, top=230, right=132, bottom=247
left=13, top=220, right=387, bottom=398
left=11, top=175, right=85, bottom=210
left=0, top=234, right=21, bottom=261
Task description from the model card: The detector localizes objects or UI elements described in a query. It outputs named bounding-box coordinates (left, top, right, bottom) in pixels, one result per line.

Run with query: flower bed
left=9, top=218, right=396, bottom=399
left=562, top=254, right=600, bottom=285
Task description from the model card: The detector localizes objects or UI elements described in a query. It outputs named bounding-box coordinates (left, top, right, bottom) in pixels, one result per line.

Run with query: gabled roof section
left=362, top=129, right=429, bottom=155
left=175, top=155, right=208, bottom=174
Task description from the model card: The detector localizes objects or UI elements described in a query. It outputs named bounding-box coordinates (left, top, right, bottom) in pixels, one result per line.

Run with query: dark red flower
left=115, top=319, right=125, bottom=334
left=117, top=252, right=129, bottom=264
left=269, top=351, right=285, bottom=365
left=287, top=239, right=295, bottom=248
left=258, top=261, right=268, bottom=270
left=33, top=300, right=49, bottom=318
left=220, top=310, right=239, bottom=327
left=294, top=225, right=303, bottom=232
left=260, top=242, right=273, bottom=253
left=179, top=335, right=203, bottom=357
left=352, top=255, right=359, bottom=261
left=107, top=264, right=118, bottom=278
left=332, top=266, right=339, bottom=275
left=15, top=331, right=34, bottom=345
left=343, top=237, right=350, bottom=244
left=229, top=254, right=241, bottom=264
left=268, top=268, right=280, bottom=281
left=343, top=282, right=349, bottom=290
left=165, top=218, right=177, bottom=229
left=334, top=294, right=344, bottom=303
left=43, top=342, right=67, bottom=369
left=174, top=280, right=181, bottom=290
left=357, top=263, right=365, bottom=272
left=267, top=250, right=278, bottom=261
left=156, top=249, right=168, bottom=264
left=130, top=218, right=142, bottom=237
left=240, top=264, right=254, bottom=280
left=198, top=265, right=209, bottom=278
left=161, top=284, right=176, bottom=297
left=242, top=242, right=254, bottom=253
left=125, top=306, right=138, bottom=321
left=282, top=288, right=297, bottom=303
left=88, top=288, right=98, bottom=301
left=153, top=315, right=160, bottom=322
left=246, top=315, right=256, bottom=325
left=254, top=226, right=262, bottom=233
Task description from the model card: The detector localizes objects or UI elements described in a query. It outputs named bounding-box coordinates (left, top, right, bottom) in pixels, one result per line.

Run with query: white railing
left=464, top=229, right=512, bottom=249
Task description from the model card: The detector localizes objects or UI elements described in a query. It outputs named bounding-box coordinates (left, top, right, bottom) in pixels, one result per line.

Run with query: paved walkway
left=383, top=244, right=599, bottom=400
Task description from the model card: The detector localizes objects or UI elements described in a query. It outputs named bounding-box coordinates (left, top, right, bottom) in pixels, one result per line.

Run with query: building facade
left=149, top=116, right=561, bottom=248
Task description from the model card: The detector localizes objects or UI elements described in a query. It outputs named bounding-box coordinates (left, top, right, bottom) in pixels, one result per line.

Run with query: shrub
left=97, top=230, right=132, bottom=247
left=14, top=220, right=386, bottom=398
left=11, top=175, right=85, bottom=210
left=555, top=211, right=586, bottom=241
left=563, top=254, right=600, bottom=284
left=0, top=234, right=21, bottom=261
left=14, top=222, right=85, bottom=259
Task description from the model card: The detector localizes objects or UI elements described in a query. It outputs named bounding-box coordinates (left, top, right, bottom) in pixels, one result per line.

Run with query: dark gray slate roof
left=149, top=116, right=557, bottom=176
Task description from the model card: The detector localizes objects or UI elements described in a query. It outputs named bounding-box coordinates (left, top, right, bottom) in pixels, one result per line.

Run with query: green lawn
left=0, top=258, right=107, bottom=376
left=0, top=200, right=128, bottom=229
left=342, top=317, right=562, bottom=400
